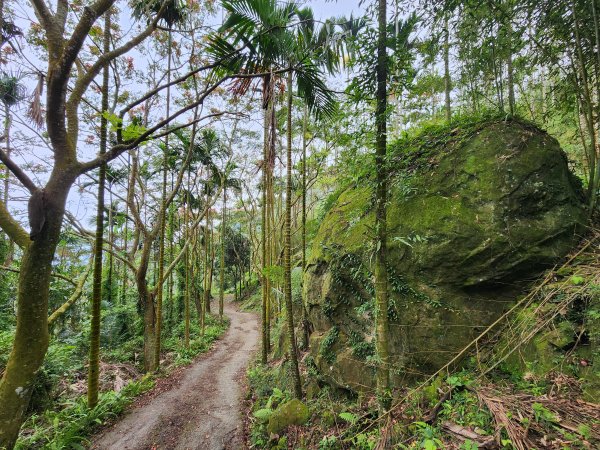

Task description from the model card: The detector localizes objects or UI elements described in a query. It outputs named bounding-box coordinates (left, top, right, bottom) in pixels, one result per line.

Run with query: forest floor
left=90, top=297, right=259, bottom=450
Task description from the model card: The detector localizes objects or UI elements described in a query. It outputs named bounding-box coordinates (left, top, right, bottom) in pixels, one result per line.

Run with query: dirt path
left=92, top=299, right=258, bottom=450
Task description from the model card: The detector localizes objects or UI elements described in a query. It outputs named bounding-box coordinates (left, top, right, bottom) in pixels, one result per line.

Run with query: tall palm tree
left=212, top=0, right=337, bottom=399
left=210, top=0, right=298, bottom=364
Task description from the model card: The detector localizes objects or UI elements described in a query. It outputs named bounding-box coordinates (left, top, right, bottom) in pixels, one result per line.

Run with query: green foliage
left=338, top=412, right=357, bottom=424
left=165, top=314, right=229, bottom=366
left=0, top=329, right=13, bottom=370
left=16, top=377, right=154, bottom=449
left=247, top=364, right=279, bottom=399
left=318, top=435, right=338, bottom=449
left=440, top=389, right=492, bottom=431
left=410, top=422, right=443, bottom=450
left=291, top=267, right=303, bottom=306
left=531, top=402, right=558, bottom=425
left=317, top=185, right=348, bottom=222
left=262, top=265, right=284, bottom=286
left=348, top=330, right=375, bottom=360
left=0, top=72, right=26, bottom=106
left=319, top=326, right=339, bottom=365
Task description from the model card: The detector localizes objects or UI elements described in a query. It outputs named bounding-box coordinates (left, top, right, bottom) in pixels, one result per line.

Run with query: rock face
left=305, top=119, right=587, bottom=392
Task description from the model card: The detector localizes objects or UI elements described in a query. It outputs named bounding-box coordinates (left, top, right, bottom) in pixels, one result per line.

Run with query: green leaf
left=253, top=408, right=273, bottom=423
left=339, top=412, right=357, bottom=424
left=423, top=439, right=438, bottom=450
left=570, top=275, right=585, bottom=285
left=122, top=122, right=148, bottom=142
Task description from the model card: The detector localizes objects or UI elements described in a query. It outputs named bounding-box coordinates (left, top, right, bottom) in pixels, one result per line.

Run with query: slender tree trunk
left=219, top=184, right=226, bottom=319
left=506, top=13, right=515, bottom=116
left=300, top=104, right=309, bottom=350
left=120, top=152, right=130, bottom=305
left=107, top=193, right=114, bottom=303
left=2, top=101, right=15, bottom=265
left=572, top=0, right=598, bottom=209
left=375, top=0, right=391, bottom=412
left=3, top=103, right=9, bottom=206
left=208, top=222, right=215, bottom=299
left=267, top=101, right=276, bottom=348
left=184, top=175, right=191, bottom=348
left=443, top=14, right=451, bottom=122
left=154, top=28, right=173, bottom=370
left=201, top=191, right=209, bottom=335
left=87, top=10, right=110, bottom=408
left=261, top=90, right=269, bottom=364
left=167, top=173, right=175, bottom=327
left=285, top=70, right=302, bottom=399
left=589, top=0, right=600, bottom=211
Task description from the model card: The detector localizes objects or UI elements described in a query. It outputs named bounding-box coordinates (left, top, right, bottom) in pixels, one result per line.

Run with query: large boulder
left=305, top=119, right=587, bottom=392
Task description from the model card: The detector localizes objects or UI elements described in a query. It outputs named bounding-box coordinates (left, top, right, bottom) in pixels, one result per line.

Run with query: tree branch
left=0, top=149, right=38, bottom=193
left=47, top=262, right=93, bottom=325
left=0, top=200, right=30, bottom=249
left=78, top=79, right=229, bottom=173
left=60, top=0, right=115, bottom=82
left=30, top=0, right=54, bottom=33
left=67, top=13, right=160, bottom=137
left=0, top=265, right=77, bottom=285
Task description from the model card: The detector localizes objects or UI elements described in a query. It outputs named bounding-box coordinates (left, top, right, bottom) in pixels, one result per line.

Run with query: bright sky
left=308, top=0, right=364, bottom=19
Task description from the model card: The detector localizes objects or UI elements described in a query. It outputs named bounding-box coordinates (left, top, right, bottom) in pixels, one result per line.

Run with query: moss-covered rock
left=305, top=119, right=587, bottom=392
left=267, top=399, right=310, bottom=434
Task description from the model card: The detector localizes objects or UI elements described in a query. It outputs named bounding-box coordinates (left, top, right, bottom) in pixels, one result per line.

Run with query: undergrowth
left=13, top=313, right=229, bottom=449
left=15, top=376, right=154, bottom=449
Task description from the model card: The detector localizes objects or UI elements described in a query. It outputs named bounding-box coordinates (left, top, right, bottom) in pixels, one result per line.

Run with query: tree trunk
left=219, top=185, right=226, bottom=319
left=506, top=18, right=515, bottom=116
left=87, top=10, right=110, bottom=409
left=184, top=174, right=190, bottom=348
left=0, top=171, right=76, bottom=448
left=261, top=87, right=270, bottom=364
left=300, top=104, right=309, bottom=350
left=443, top=14, right=451, bottom=122
left=572, top=0, right=598, bottom=209
left=375, top=0, right=391, bottom=412
left=154, top=28, right=173, bottom=370
left=207, top=215, right=215, bottom=305
left=285, top=70, right=302, bottom=399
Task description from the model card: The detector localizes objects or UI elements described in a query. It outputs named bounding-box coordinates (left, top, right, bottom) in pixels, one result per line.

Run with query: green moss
left=305, top=116, right=587, bottom=392
left=267, top=399, right=310, bottom=434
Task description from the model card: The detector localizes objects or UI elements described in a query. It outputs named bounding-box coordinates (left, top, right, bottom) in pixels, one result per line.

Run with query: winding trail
left=92, top=299, right=258, bottom=450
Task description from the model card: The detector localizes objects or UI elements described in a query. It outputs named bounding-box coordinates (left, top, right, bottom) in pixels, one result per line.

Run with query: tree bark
left=0, top=170, right=77, bottom=448
left=154, top=28, right=173, bottom=369
left=219, top=184, right=226, bottom=319
left=300, top=104, right=309, bottom=350
left=285, top=70, right=302, bottom=399
left=261, top=87, right=269, bottom=364
left=375, top=0, right=391, bottom=412
left=87, top=9, right=111, bottom=408
left=443, top=15, right=451, bottom=122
